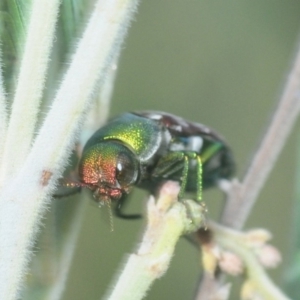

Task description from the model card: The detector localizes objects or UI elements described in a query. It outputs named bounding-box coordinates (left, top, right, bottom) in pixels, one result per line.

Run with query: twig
left=196, top=38, right=300, bottom=300
left=80, top=55, right=119, bottom=147
left=0, top=0, right=60, bottom=183
left=222, top=44, right=300, bottom=229
left=209, top=221, right=290, bottom=300
left=44, top=198, right=87, bottom=300
left=44, top=52, right=120, bottom=300
left=0, top=53, right=7, bottom=168
left=0, top=1, right=140, bottom=299
left=195, top=273, right=226, bottom=300
left=105, top=181, right=204, bottom=300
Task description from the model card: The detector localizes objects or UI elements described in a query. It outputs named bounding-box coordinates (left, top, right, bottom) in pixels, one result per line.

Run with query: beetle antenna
left=53, top=178, right=81, bottom=198
left=106, top=199, right=114, bottom=232
left=62, top=179, right=95, bottom=191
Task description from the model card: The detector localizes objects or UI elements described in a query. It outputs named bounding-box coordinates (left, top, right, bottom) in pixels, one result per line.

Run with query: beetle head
left=79, top=141, right=139, bottom=204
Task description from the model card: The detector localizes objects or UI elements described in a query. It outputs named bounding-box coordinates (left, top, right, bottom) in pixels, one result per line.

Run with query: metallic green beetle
left=68, top=111, right=235, bottom=218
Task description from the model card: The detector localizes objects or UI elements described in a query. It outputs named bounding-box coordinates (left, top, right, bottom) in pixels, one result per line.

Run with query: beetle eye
left=116, top=152, right=138, bottom=187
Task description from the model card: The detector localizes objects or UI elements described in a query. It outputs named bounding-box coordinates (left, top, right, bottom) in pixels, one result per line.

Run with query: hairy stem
left=0, top=1, right=139, bottom=299
left=0, top=53, right=7, bottom=168
left=105, top=182, right=204, bottom=300
left=45, top=49, right=120, bottom=300
left=0, top=0, right=60, bottom=183
left=44, top=198, right=87, bottom=300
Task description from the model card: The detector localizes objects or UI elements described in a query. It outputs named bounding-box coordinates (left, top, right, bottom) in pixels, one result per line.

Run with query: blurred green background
left=43, top=1, right=300, bottom=299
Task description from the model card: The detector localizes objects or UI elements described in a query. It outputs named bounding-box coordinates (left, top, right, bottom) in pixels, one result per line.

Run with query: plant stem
left=105, top=182, right=204, bottom=300
left=0, top=1, right=139, bottom=299
left=80, top=56, right=119, bottom=146
left=45, top=49, right=119, bottom=300
left=222, top=45, right=300, bottom=229
left=44, top=198, right=87, bottom=300
left=209, top=221, right=290, bottom=300
left=0, top=0, right=60, bottom=184
left=0, top=54, right=7, bottom=168
left=196, top=39, right=300, bottom=300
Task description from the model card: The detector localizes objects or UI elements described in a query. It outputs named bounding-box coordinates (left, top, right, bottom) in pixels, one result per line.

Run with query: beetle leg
left=153, top=151, right=203, bottom=203
left=178, top=152, right=203, bottom=202
left=178, top=155, right=189, bottom=199
left=201, top=142, right=222, bottom=163
left=195, top=155, right=203, bottom=202
left=114, top=194, right=142, bottom=220
left=152, top=152, right=185, bottom=177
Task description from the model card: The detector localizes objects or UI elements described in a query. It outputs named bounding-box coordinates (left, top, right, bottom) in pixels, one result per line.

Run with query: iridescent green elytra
left=74, top=111, right=235, bottom=218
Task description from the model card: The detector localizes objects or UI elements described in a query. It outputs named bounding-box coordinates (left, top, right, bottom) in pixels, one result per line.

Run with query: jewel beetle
left=66, top=111, right=235, bottom=219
